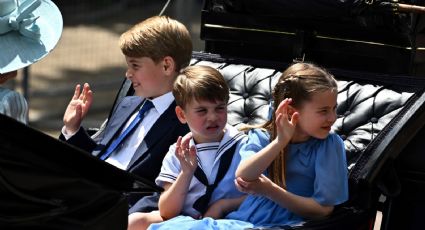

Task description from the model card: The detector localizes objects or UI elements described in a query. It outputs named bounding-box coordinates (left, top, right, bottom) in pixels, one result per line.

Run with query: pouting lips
left=206, top=125, right=220, bottom=130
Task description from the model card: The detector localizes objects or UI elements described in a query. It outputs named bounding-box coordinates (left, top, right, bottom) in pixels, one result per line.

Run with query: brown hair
left=265, top=62, right=337, bottom=188
left=119, top=16, right=193, bottom=71
left=173, top=65, right=229, bottom=109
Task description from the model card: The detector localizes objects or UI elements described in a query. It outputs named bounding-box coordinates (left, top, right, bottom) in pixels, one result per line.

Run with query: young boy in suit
left=59, top=15, right=192, bottom=206
left=128, top=65, right=249, bottom=230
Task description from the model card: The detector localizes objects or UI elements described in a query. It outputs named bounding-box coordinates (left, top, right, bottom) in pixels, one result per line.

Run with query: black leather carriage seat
left=191, top=52, right=420, bottom=168
left=189, top=51, right=425, bottom=229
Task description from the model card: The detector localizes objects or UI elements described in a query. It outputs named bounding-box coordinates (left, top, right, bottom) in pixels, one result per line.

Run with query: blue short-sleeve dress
left=148, top=129, right=348, bottom=230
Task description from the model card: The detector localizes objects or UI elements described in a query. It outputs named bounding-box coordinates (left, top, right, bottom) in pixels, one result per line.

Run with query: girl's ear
left=162, top=56, right=176, bottom=74
left=287, top=105, right=297, bottom=117
left=175, top=106, right=187, bottom=124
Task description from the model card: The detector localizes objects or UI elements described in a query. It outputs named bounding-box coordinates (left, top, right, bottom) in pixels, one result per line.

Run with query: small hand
left=275, top=98, right=299, bottom=143
left=181, top=132, right=193, bottom=151
left=63, top=83, right=93, bottom=134
left=175, top=136, right=197, bottom=174
left=235, top=175, right=274, bottom=196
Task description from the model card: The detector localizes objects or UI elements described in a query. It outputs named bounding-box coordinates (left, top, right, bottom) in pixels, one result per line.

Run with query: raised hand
left=235, top=175, right=275, bottom=197
left=63, top=83, right=93, bottom=134
left=275, top=98, right=299, bottom=144
left=234, top=99, right=298, bottom=181
left=175, top=136, right=197, bottom=174
left=181, top=132, right=193, bottom=150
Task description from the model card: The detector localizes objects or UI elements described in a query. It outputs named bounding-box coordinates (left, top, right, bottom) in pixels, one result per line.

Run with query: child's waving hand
left=175, top=136, right=197, bottom=173
left=63, top=83, right=93, bottom=134
left=275, top=98, right=299, bottom=143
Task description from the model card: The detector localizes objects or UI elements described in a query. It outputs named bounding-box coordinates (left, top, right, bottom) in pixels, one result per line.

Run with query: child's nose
left=125, top=70, right=132, bottom=78
left=207, top=111, right=218, bottom=121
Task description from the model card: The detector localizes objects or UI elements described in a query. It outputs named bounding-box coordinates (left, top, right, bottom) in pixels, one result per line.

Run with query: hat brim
left=0, top=0, right=63, bottom=74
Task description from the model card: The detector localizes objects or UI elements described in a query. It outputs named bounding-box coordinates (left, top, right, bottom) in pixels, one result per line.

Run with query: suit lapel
left=98, top=97, right=142, bottom=154
left=127, top=101, right=178, bottom=170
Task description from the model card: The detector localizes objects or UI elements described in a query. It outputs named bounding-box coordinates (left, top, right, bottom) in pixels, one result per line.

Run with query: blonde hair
left=119, top=16, right=193, bottom=71
left=266, top=62, right=337, bottom=188
left=173, top=65, right=229, bottom=109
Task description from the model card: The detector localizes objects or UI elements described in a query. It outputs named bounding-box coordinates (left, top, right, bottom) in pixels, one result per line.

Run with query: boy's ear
left=175, top=106, right=187, bottom=124
left=162, top=56, right=176, bottom=74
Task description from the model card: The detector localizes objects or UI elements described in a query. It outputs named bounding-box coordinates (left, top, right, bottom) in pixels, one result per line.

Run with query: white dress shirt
left=62, top=92, right=174, bottom=170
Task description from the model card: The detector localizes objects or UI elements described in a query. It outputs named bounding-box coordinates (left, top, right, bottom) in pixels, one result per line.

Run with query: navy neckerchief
left=192, top=143, right=238, bottom=214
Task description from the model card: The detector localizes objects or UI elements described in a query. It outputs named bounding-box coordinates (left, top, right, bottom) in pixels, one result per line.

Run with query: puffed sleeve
left=0, top=89, right=28, bottom=124
left=312, top=133, right=349, bottom=205
left=238, top=128, right=270, bottom=161
left=155, top=143, right=181, bottom=187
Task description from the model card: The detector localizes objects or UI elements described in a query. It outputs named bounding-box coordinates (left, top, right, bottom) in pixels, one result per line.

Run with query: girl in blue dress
left=148, top=62, right=349, bottom=229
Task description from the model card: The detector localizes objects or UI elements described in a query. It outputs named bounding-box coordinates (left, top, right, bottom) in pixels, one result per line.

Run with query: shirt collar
left=148, top=92, right=174, bottom=115
left=189, top=124, right=247, bottom=161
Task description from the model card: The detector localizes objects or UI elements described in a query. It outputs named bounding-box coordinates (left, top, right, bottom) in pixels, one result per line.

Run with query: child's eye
left=130, top=63, right=140, bottom=69
left=216, top=106, right=226, bottom=111
left=196, top=109, right=207, bottom=114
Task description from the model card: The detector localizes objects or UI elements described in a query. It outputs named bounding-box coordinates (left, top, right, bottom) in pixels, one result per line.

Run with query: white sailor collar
left=190, top=124, right=247, bottom=166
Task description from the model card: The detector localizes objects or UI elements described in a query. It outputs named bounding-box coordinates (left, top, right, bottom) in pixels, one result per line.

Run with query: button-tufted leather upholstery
left=188, top=51, right=425, bottom=229
left=190, top=52, right=421, bottom=171
left=188, top=53, right=425, bottom=228
left=334, top=81, right=412, bottom=166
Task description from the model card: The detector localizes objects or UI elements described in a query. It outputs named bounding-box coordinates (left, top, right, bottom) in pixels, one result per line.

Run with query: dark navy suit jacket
left=59, top=96, right=189, bottom=206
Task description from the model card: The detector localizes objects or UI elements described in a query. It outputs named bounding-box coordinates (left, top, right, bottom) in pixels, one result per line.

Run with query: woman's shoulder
left=0, top=87, right=21, bottom=99
left=0, top=88, right=26, bottom=108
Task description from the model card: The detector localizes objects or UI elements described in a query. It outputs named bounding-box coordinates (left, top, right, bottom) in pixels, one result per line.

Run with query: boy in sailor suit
left=128, top=65, right=250, bottom=230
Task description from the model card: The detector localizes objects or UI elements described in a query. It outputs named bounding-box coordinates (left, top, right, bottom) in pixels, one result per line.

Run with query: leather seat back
left=190, top=52, right=425, bottom=192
